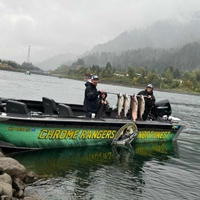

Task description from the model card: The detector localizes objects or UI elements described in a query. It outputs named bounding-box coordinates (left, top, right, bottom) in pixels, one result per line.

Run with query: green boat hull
left=0, top=98, right=184, bottom=149
left=0, top=116, right=183, bottom=149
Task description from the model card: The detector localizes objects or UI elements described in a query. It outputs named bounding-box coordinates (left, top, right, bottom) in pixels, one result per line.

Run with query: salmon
left=116, top=93, right=124, bottom=118
left=138, top=95, right=145, bottom=120
left=123, top=93, right=130, bottom=118
left=131, top=94, right=138, bottom=121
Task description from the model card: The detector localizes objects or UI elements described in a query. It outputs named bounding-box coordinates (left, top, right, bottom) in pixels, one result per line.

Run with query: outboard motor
left=153, top=99, right=172, bottom=118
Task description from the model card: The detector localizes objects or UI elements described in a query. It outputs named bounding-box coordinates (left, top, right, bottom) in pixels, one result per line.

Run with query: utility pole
left=27, top=45, right=30, bottom=63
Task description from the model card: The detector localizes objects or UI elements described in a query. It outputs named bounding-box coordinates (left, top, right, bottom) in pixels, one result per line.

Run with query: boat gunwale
left=0, top=111, right=183, bottom=127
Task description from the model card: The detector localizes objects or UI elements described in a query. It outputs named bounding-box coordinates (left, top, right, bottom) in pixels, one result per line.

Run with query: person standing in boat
left=96, top=92, right=109, bottom=118
left=137, top=84, right=156, bottom=120
left=83, top=75, right=104, bottom=118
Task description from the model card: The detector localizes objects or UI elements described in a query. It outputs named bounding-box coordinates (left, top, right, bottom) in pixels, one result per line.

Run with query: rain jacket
left=137, top=88, right=156, bottom=120
left=83, top=81, right=100, bottom=113
left=97, top=92, right=109, bottom=118
left=137, top=89, right=155, bottom=107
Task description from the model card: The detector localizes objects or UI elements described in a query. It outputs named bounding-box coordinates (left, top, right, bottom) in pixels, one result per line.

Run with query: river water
left=0, top=71, right=200, bottom=200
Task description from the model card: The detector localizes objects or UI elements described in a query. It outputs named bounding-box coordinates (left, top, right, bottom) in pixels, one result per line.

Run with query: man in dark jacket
left=83, top=75, right=103, bottom=117
left=137, top=84, right=156, bottom=120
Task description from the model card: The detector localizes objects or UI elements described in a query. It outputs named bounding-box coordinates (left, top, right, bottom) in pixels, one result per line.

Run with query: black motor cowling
left=152, top=99, right=172, bottom=118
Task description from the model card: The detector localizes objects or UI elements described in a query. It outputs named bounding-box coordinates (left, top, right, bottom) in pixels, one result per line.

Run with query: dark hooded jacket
left=97, top=92, right=109, bottom=118
left=83, top=81, right=100, bottom=113
left=137, top=87, right=156, bottom=120
left=137, top=88, right=155, bottom=107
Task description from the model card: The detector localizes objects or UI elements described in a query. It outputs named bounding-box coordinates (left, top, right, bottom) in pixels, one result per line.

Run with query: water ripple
left=1, top=71, right=200, bottom=200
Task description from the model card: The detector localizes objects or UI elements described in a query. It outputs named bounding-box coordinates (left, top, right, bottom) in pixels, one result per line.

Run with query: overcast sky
left=0, top=0, right=199, bottom=64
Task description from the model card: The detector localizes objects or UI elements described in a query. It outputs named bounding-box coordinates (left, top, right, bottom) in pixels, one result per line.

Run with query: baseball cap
left=147, top=84, right=153, bottom=88
left=91, top=75, right=99, bottom=80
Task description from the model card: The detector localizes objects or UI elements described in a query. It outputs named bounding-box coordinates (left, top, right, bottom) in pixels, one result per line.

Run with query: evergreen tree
left=146, top=69, right=161, bottom=88
left=127, top=66, right=136, bottom=80
left=173, top=68, right=181, bottom=79
left=163, top=68, right=173, bottom=85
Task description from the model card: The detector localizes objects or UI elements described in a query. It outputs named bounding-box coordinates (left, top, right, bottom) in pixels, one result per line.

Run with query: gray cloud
left=0, top=0, right=199, bottom=64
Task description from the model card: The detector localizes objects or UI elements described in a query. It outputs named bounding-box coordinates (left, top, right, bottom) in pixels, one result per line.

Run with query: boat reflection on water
left=7, top=142, right=179, bottom=178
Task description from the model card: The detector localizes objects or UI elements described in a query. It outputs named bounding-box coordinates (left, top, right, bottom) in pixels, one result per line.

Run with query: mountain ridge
left=35, top=53, right=78, bottom=70
left=36, top=11, right=200, bottom=71
left=90, top=15, right=200, bottom=53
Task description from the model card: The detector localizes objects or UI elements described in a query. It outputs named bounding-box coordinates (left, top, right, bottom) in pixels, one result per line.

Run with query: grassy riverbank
left=65, top=75, right=200, bottom=96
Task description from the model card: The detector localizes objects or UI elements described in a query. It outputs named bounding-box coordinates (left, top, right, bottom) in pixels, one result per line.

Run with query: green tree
left=104, top=62, right=113, bottom=78
left=146, top=69, right=161, bottom=88
left=194, top=70, right=200, bottom=82
left=127, top=66, right=136, bottom=80
left=163, top=68, right=173, bottom=85
left=72, top=58, right=85, bottom=67
left=173, top=68, right=181, bottom=79
left=182, top=71, right=190, bottom=82
left=91, top=65, right=100, bottom=75
left=76, top=66, right=86, bottom=76
left=68, top=69, right=74, bottom=75
left=137, top=67, right=148, bottom=84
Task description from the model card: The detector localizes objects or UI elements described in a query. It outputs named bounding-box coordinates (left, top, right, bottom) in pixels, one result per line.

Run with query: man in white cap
left=83, top=75, right=104, bottom=118
left=137, top=84, right=156, bottom=120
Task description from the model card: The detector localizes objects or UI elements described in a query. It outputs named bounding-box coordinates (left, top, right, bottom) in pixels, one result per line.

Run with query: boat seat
left=0, top=100, right=6, bottom=112
left=42, top=97, right=58, bottom=114
left=6, top=100, right=29, bottom=115
left=58, top=104, right=73, bottom=117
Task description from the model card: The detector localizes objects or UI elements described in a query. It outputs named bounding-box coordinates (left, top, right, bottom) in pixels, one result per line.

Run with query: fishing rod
left=106, top=92, right=134, bottom=96
left=106, top=92, right=147, bottom=98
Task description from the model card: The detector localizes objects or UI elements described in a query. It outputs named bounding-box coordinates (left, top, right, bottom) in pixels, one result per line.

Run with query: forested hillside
left=76, top=12, right=200, bottom=73
left=82, top=42, right=200, bottom=73
left=32, top=11, right=200, bottom=71
left=0, top=60, right=40, bottom=72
